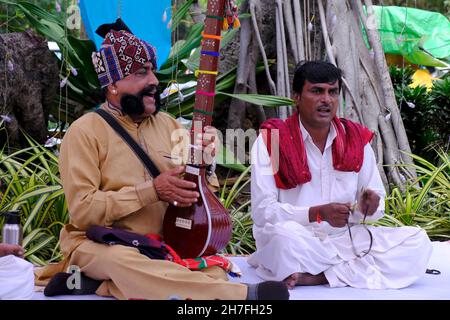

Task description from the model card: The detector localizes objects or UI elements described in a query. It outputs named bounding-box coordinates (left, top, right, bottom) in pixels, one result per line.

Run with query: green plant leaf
left=217, top=92, right=295, bottom=107
left=216, top=144, right=248, bottom=172
left=24, top=234, right=55, bottom=258
left=22, top=192, right=51, bottom=232
left=171, top=0, right=195, bottom=31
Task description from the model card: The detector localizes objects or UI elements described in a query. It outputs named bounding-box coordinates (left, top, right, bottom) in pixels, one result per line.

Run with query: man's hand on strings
left=195, top=126, right=218, bottom=164
left=154, top=166, right=199, bottom=207
left=316, top=203, right=351, bottom=228
left=195, top=126, right=219, bottom=157
left=357, top=189, right=380, bottom=216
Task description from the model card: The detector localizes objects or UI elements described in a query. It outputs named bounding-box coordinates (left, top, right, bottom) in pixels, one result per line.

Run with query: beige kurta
left=36, top=104, right=247, bottom=300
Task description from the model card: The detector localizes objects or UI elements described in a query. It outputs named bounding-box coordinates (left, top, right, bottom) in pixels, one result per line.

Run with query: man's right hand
left=311, top=203, right=351, bottom=228
left=0, top=244, right=24, bottom=258
left=154, top=166, right=200, bottom=207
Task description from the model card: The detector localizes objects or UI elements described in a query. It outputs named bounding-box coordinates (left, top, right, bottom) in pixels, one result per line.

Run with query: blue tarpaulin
left=79, top=0, right=172, bottom=69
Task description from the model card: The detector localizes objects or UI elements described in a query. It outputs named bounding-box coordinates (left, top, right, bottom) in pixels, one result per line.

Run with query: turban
left=92, top=22, right=157, bottom=88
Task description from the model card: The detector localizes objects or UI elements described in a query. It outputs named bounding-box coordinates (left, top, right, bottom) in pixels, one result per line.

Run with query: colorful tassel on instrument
left=223, top=0, right=240, bottom=30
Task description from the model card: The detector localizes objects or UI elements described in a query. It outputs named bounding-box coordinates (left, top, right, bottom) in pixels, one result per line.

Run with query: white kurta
left=248, top=118, right=432, bottom=289
left=0, top=255, right=34, bottom=299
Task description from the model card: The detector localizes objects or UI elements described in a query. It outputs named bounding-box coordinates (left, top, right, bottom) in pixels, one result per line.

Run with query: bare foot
left=0, top=244, right=24, bottom=258
left=284, top=272, right=328, bottom=289
left=283, top=273, right=299, bottom=289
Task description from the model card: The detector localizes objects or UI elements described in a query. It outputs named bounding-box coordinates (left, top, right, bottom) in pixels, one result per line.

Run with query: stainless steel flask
left=1, top=211, right=23, bottom=245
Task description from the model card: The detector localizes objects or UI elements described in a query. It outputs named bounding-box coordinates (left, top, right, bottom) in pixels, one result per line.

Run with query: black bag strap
left=95, top=109, right=161, bottom=178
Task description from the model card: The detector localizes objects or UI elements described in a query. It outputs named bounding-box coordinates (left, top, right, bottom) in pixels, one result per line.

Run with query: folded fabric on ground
left=0, top=255, right=35, bottom=300
left=32, top=241, right=450, bottom=300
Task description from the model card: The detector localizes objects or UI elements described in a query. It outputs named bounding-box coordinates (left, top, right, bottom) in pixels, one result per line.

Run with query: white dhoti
left=249, top=121, right=433, bottom=290
left=248, top=221, right=432, bottom=289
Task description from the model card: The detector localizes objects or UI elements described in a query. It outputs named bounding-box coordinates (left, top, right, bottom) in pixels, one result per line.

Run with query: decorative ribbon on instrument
left=194, top=3, right=240, bottom=98
left=194, top=69, right=219, bottom=77
left=196, top=90, right=216, bottom=97
left=146, top=234, right=241, bottom=277
left=201, top=32, right=223, bottom=40
left=205, top=0, right=239, bottom=30
left=201, top=50, right=221, bottom=57
left=223, top=0, right=240, bottom=30
left=193, top=109, right=215, bottom=116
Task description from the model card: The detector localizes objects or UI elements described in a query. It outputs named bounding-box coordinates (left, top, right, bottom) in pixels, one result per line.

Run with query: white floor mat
left=32, top=241, right=450, bottom=300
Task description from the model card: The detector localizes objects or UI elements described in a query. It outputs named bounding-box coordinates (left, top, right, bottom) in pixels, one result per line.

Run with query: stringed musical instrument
left=162, top=0, right=238, bottom=258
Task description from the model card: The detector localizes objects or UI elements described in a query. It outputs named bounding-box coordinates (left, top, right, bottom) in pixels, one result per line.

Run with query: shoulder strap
left=95, top=109, right=160, bottom=178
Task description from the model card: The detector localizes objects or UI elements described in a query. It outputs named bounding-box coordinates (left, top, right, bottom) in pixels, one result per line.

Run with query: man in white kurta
left=248, top=61, right=432, bottom=289
left=0, top=244, right=34, bottom=299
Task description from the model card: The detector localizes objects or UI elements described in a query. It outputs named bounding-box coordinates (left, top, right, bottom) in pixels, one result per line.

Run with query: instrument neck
left=189, top=0, right=226, bottom=166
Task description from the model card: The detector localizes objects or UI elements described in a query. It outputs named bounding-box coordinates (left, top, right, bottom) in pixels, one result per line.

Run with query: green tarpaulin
left=370, top=6, right=450, bottom=67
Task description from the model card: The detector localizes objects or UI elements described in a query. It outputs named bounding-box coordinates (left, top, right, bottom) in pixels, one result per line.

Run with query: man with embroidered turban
left=36, top=19, right=288, bottom=300
left=248, top=61, right=432, bottom=290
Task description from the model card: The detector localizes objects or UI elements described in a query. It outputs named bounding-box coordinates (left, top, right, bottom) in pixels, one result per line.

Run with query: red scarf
left=260, top=113, right=374, bottom=189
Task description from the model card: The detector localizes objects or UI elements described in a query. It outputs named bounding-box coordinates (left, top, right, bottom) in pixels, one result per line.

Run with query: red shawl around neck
left=260, top=113, right=374, bottom=190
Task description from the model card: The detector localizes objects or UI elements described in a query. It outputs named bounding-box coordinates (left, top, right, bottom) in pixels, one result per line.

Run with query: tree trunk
left=318, top=0, right=415, bottom=188
left=225, top=0, right=276, bottom=130
left=220, top=0, right=414, bottom=188
left=0, top=29, right=59, bottom=149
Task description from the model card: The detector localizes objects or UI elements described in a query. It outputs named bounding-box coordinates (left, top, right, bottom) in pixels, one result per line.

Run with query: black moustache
left=318, top=105, right=331, bottom=111
left=121, top=94, right=145, bottom=115
left=120, top=86, right=162, bottom=116
left=141, top=86, right=157, bottom=97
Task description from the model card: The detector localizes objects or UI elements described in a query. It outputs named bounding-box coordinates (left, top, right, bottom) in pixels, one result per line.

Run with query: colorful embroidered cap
left=92, top=29, right=157, bottom=88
